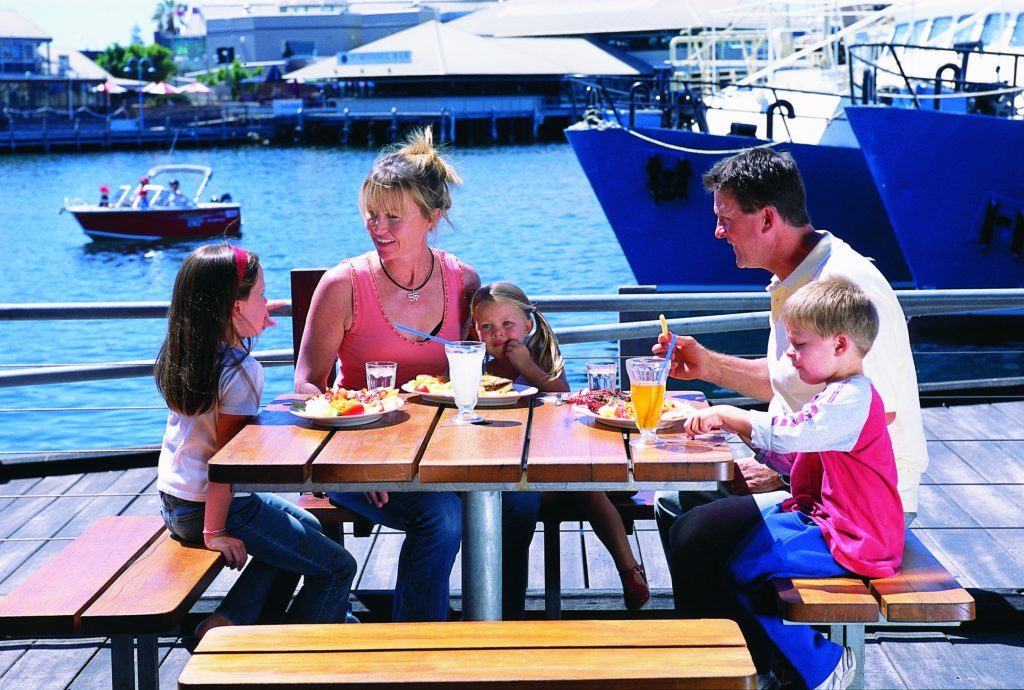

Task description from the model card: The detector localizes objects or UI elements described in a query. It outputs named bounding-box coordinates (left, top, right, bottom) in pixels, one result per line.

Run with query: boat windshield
left=907, top=19, right=928, bottom=45
left=981, top=12, right=1010, bottom=47
left=927, top=16, right=952, bottom=43
left=892, top=22, right=909, bottom=43
left=1011, top=13, right=1024, bottom=46
left=953, top=15, right=975, bottom=43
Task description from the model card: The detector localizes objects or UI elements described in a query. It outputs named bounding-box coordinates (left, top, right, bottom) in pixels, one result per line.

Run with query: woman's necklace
left=379, top=251, right=435, bottom=302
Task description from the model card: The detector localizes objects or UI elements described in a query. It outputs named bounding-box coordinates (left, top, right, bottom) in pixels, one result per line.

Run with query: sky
left=9, top=0, right=155, bottom=50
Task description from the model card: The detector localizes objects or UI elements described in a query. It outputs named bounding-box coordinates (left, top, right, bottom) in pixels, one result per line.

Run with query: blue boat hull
left=847, top=107, right=1024, bottom=289
left=565, top=126, right=914, bottom=289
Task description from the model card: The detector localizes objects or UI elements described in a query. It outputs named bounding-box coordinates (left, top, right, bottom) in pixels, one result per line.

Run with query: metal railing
left=1, top=289, right=1023, bottom=389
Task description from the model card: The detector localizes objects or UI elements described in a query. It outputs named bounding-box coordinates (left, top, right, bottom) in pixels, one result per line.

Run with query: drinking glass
left=625, top=357, right=670, bottom=448
left=445, top=341, right=486, bottom=424
left=585, top=360, right=618, bottom=391
left=365, top=361, right=398, bottom=390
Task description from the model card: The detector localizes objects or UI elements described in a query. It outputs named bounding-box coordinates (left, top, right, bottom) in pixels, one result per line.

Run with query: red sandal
left=619, top=564, right=650, bottom=610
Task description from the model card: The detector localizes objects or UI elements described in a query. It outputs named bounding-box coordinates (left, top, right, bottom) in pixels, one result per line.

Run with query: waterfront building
left=200, top=0, right=492, bottom=68
left=0, top=9, right=112, bottom=112
left=450, top=0, right=747, bottom=69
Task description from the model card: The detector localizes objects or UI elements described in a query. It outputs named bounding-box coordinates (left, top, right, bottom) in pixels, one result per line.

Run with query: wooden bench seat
left=773, top=530, right=975, bottom=690
left=0, top=514, right=223, bottom=690
left=179, top=619, right=757, bottom=689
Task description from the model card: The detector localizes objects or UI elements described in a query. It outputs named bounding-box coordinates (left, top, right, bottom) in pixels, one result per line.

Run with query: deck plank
left=921, top=441, right=987, bottom=485
left=876, top=631, right=985, bottom=689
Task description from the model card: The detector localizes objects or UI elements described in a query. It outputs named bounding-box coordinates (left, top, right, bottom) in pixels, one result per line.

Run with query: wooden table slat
left=418, top=401, right=531, bottom=483
left=869, top=531, right=976, bottom=622
left=80, top=530, right=223, bottom=634
left=526, top=400, right=629, bottom=482
left=180, top=647, right=756, bottom=689
left=0, top=515, right=165, bottom=635
left=195, top=619, right=748, bottom=653
left=312, top=400, right=441, bottom=483
left=209, top=396, right=330, bottom=484
left=774, top=577, right=880, bottom=623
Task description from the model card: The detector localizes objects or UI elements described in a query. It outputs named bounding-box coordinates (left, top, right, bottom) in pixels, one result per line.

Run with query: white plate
left=289, top=397, right=405, bottom=427
left=572, top=402, right=692, bottom=431
left=401, top=381, right=539, bottom=407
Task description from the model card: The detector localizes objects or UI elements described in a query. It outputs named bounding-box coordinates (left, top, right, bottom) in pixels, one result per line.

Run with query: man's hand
left=364, top=491, right=389, bottom=508
left=652, top=333, right=711, bottom=381
left=725, top=458, right=785, bottom=495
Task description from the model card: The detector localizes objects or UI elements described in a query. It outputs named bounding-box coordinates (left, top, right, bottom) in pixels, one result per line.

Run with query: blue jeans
left=160, top=492, right=356, bottom=625
left=328, top=491, right=540, bottom=621
left=726, top=505, right=850, bottom=689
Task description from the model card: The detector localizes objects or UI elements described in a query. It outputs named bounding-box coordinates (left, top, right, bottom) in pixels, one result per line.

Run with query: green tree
left=199, top=60, right=262, bottom=99
left=152, top=0, right=183, bottom=35
left=96, top=42, right=177, bottom=83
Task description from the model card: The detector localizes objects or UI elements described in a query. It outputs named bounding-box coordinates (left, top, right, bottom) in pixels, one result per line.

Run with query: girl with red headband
left=155, top=244, right=356, bottom=641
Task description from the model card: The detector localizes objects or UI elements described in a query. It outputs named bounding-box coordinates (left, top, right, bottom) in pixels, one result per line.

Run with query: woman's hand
left=653, top=333, right=710, bottom=381
left=364, top=491, right=389, bottom=508
left=205, top=534, right=247, bottom=570
left=504, top=339, right=533, bottom=372
left=683, top=407, right=725, bottom=437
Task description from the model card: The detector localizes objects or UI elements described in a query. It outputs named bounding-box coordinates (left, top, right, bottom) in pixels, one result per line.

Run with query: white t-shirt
left=157, top=349, right=263, bottom=501
left=765, top=231, right=928, bottom=512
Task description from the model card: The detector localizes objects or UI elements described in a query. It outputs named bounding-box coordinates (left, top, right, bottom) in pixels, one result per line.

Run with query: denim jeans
left=160, top=491, right=356, bottom=625
left=328, top=490, right=540, bottom=621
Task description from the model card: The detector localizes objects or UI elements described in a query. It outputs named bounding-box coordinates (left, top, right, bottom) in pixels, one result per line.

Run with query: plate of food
left=401, top=374, right=538, bottom=407
left=564, top=389, right=698, bottom=430
left=289, top=387, right=405, bottom=427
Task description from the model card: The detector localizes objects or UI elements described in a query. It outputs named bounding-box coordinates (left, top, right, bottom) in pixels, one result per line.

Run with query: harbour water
left=0, top=143, right=631, bottom=453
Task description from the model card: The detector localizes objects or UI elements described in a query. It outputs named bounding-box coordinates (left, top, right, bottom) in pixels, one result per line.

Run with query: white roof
left=49, top=46, right=116, bottom=81
left=0, top=9, right=51, bottom=40
left=449, top=0, right=749, bottom=37
left=284, top=19, right=642, bottom=80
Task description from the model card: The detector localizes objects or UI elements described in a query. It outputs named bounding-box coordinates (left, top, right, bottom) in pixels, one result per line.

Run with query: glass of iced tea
left=625, top=356, right=670, bottom=448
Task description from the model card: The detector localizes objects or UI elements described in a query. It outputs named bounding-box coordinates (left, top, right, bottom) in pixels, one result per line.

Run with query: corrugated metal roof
left=0, top=9, right=51, bottom=40
left=448, top=0, right=750, bottom=37
left=284, top=19, right=642, bottom=80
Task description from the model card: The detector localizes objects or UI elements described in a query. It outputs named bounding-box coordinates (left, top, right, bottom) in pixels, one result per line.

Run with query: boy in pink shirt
left=684, top=277, right=904, bottom=690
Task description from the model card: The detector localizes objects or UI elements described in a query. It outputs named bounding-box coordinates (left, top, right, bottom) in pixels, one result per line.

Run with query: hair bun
left=400, top=127, right=436, bottom=158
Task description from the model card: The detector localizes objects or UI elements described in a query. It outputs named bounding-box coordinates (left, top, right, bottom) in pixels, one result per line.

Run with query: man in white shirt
left=654, top=147, right=927, bottom=622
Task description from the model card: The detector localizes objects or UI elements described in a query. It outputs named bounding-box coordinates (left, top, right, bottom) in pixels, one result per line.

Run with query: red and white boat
left=63, top=165, right=241, bottom=241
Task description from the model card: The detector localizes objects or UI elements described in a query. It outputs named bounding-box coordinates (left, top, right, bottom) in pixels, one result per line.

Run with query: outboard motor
left=211, top=193, right=232, bottom=203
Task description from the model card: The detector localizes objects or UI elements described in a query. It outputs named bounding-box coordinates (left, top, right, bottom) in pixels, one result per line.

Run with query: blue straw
left=664, top=333, right=677, bottom=364
left=394, top=323, right=454, bottom=346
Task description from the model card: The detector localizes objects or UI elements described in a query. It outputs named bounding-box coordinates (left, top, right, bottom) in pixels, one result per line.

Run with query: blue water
left=0, top=143, right=633, bottom=453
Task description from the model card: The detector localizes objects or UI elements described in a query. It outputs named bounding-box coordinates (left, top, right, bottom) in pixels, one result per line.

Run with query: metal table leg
left=462, top=490, right=502, bottom=621
left=110, top=635, right=136, bottom=690
left=136, top=635, right=160, bottom=690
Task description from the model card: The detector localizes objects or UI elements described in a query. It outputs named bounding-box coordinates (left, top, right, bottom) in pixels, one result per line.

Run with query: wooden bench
left=774, top=530, right=975, bottom=690
left=0, top=515, right=223, bottom=690
left=179, top=619, right=757, bottom=688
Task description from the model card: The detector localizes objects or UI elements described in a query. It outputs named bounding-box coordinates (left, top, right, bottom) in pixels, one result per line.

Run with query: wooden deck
left=1, top=401, right=1022, bottom=689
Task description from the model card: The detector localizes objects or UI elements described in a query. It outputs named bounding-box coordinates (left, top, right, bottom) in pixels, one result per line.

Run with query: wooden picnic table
left=208, top=391, right=734, bottom=621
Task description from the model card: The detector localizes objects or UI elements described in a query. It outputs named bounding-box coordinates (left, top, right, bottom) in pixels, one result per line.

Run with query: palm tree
left=152, top=0, right=180, bottom=35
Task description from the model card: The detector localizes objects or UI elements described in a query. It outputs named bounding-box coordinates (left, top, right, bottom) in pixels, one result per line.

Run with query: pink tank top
left=338, top=249, right=466, bottom=390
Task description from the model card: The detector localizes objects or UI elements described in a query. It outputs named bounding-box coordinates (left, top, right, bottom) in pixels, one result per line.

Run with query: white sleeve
left=219, top=357, right=264, bottom=416
left=750, top=379, right=872, bottom=454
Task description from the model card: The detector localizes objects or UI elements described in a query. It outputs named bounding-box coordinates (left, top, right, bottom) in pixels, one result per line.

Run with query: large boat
left=63, top=164, right=241, bottom=241
left=565, top=1, right=1024, bottom=290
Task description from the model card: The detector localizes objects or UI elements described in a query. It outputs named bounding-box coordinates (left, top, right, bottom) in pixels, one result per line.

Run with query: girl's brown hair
left=471, top=282, right=564, bottom=379
left=154, top=244, right=260, bottom=416
left=359, top=126, right=462, bottom=226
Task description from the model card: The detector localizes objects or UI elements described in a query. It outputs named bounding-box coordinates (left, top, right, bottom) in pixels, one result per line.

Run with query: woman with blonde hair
left=295, top=128, right=540, bottom=621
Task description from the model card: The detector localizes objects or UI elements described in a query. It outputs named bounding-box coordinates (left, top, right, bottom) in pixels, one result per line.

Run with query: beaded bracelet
left=203, top=528, right=227, bottom=536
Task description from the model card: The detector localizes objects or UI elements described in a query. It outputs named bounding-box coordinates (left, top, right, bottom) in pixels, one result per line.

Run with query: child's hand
left=266, top=299, right=289, bottom=328
left=504, top=339, right=533, bottom=371
left=205, top=534, right=247, bottom=570
left=683, top=407, right=725, bottom=437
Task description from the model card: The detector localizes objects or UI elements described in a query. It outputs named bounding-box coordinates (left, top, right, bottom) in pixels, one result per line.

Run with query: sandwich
left=480, top=373, right=514, bottom=394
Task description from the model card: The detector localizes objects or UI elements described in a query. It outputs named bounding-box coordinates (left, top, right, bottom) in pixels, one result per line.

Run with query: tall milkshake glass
left=626, top=356, right=670, bottom=448
left=445, top=341, right=486, bottom=424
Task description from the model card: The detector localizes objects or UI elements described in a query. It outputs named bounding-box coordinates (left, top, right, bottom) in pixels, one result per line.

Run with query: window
left=927, top=16, right=952, bottom=43
left=1010, top=13, right=1024, bottom=46
left=907, top=19, right=928, bottom=45
left=891, top=23, right=909, bottom=43
left=953, top=15, right=975, bottom=43
left=282, top=40, right=316, bottom=58
left=981, top=12, right=1010, bottom=46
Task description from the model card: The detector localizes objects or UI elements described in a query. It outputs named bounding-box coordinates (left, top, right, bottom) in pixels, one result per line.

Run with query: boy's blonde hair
left=781, top=277, right=879, bottom=355
left=471, top=282, right=564, bottom=379
left=359, top=127, right=461, bottom=227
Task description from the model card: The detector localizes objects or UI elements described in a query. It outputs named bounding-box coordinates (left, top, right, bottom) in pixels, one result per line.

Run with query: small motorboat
left=63, top=164, right=241, bottom=241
